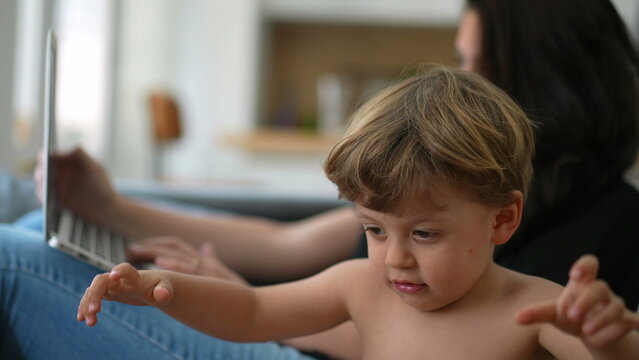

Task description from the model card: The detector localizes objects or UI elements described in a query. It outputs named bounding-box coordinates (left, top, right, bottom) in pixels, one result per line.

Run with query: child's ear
left=491, top=190, right=524, bottom=245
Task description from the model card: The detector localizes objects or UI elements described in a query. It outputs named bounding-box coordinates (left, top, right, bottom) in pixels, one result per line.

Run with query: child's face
left=358, top=185, right=502, bottom=312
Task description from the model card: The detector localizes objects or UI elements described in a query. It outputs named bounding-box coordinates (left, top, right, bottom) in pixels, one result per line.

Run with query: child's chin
left=399, top=294, right=449, bottom=312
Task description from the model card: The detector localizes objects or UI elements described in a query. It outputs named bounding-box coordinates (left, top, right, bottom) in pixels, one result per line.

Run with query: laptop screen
left=42, top=29, right=57, bottom=242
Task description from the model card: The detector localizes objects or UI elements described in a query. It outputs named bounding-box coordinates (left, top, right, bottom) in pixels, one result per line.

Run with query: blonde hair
left=324, top=67, right=535, bottom=212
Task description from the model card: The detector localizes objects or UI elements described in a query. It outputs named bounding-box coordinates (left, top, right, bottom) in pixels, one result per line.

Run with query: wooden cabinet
left=226, top=0, right=463, bottom=154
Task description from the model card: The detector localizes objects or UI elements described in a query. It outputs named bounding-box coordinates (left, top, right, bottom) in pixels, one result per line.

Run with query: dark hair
left=467, top=0, right=639, bottom=233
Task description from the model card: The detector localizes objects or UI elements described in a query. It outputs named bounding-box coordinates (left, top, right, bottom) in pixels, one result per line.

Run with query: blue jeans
left=0, top=225, right=316, bottom=360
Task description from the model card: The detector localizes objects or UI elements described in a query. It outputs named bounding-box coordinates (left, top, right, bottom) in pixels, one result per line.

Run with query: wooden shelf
left=261, top=23, right=458, bottom=130
left=222, top=130, right=342, bottom=154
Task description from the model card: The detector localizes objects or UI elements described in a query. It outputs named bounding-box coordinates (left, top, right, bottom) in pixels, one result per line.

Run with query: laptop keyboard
left=55, top=208, right=129, bottom=270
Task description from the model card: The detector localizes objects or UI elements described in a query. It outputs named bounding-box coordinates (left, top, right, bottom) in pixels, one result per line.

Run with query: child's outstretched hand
left=516, top=255, right=639, bottom=349
left=77, top=263, right=173, bottom=327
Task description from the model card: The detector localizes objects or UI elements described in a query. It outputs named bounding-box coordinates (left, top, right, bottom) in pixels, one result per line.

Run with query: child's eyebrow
left=355, top=212, right=376, bottom=222
left=355, top=208, right=382, bottom=222
left=358, top=216, right=378, bottom=223
left=356, top=207, right=448, bottom=224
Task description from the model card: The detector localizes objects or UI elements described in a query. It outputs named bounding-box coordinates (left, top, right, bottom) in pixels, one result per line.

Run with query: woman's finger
left=137, top=237, right=194, bottom=251
left=155, top=255, right=200, bottom=274
left=128, top=240, right=197, bottom=263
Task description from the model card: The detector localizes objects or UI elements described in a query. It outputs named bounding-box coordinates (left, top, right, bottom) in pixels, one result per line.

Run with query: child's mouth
left=392, top=281, right=426, bottom=293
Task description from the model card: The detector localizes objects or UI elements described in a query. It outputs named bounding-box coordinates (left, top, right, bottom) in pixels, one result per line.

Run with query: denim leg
left=0, top=225, right=315, bottom=360
left=0, top=171, right=39, bottom=223
left=12, top=208, right=43, bottom=232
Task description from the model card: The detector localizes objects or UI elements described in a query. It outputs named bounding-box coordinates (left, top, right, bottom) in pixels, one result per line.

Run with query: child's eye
left=413, top=229, right=435, bottom=241
left=363, top=226, right=385, bottom=237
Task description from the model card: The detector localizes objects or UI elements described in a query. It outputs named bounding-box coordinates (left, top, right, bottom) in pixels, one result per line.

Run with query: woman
left=457, top=0, right=639, bottom=306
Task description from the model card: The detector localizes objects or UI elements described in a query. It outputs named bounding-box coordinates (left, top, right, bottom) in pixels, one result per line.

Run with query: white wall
left=163, top=0, right=261, bottom=180
left=109, top=0, right=463, bottom=197
left=0, top=1, right=18, bottom=171
left=110, top=0, right=179, bottom=179
left=110, top=0, right=339, bottom=197
left=109, top=0, right=639, bottom=198
left=111, top=0, right=261, bottom=180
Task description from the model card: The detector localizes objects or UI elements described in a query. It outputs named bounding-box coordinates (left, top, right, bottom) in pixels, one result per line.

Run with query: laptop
left=42, top=29, right=130, bottom=270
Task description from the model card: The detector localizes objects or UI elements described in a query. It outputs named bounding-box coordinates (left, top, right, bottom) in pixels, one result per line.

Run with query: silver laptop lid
left=42, top=29, right=57, bottom=242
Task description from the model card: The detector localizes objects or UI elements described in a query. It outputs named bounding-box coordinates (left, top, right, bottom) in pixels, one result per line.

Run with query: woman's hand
left=127, top=237, right=248, bottom=285
left=34, top=147, right=119, bottom=223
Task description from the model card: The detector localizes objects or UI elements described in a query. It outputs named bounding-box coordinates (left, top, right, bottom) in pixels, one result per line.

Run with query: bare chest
left=357, top=304, right=549, bottom=360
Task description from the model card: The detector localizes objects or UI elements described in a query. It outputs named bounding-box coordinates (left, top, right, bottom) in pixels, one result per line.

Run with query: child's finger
left=624, top=310, right=639, bottom=329
left=567, top=280, right=611, bottom=322
left=581, top=297, right=626, bottom=334
left=568, top=254, right=599, bottom=284
left=559, top=255, right=600, bottom=319
left=80, top=273, right=110, bottom=326
left=109, top=262, right=138, bottom=282
left=152, top=279, right=174, bottom=305
left=582, top=321, right=634, bottom=350
left=556, top=285, right=577, bottom=321
left=516, top=301, right=557, bottom=325
left=77, top=288, right=89, bottom=322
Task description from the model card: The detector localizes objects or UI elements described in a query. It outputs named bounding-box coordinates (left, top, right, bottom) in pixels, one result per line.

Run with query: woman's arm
left=47, top=148, right=363, bottom=281
left=111, top=199, right=362, bottom=281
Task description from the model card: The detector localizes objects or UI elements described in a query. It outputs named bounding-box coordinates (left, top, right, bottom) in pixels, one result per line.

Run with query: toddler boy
left=79, top=68, right=639, bottom=359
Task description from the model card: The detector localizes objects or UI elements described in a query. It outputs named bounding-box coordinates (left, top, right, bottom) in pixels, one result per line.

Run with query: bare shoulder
left=323, top=259, right=376, bottom=289
left=499, top=266, right=564, bottom=305
left=333, top=258, right=370, bottom=272
left=307, top=259, right=374, bottom=287
left=319, top=259, right=385, bottom=307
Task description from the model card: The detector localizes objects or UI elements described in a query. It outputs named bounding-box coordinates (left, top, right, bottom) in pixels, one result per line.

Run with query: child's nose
left=384, top=239, right=416, bottom=269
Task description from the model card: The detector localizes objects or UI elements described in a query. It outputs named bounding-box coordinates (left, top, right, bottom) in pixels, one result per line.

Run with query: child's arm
left=78, top=261, right=357, bottom=342
left=516, top=255, right=639, bottom=359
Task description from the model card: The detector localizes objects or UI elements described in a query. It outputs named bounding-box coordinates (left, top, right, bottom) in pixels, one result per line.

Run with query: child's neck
left=437, top=261, right=509, bottom=313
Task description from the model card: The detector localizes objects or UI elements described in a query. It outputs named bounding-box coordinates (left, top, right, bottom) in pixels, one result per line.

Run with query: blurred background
left=1, top=0, right=638, bottom=199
